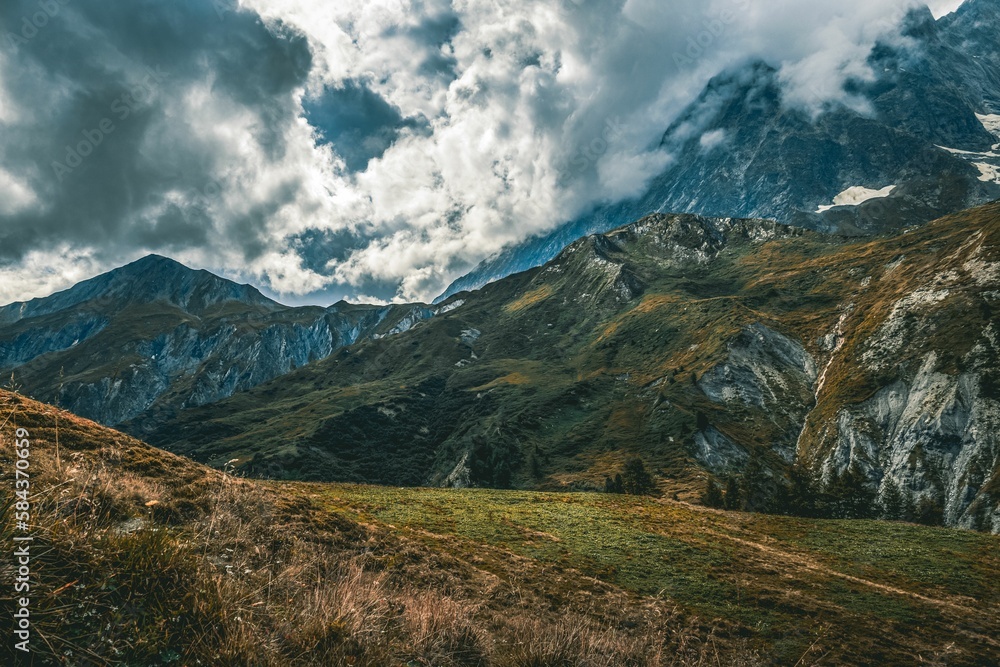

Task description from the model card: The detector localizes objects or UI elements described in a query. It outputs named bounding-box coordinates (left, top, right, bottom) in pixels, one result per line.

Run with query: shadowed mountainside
left=0, top=254, right=434, bottom=430
left=147, top=202, right=1000, bottom=532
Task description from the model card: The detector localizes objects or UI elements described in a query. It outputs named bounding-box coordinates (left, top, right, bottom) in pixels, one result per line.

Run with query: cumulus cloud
left=0, top=0, right=972, bottom=305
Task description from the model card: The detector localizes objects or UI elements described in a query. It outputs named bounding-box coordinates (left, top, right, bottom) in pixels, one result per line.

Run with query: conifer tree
left=702, top=479, right=724, bottom=508
left=723, top=476, right=741, bottom=510
left=622, top=458, right=656, bottom=496
left=881, top=479, right=905, bottom=521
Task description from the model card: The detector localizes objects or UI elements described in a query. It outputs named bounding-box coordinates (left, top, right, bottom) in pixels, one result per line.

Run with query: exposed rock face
left=692, top=427, right=748, bottom=473
left=699, top=324, right=817, bottom=410
left=800, top=219, right=1000, bottom=532
left=0, top=314, right=109, bottom=369
left=825, top=353, right=1000, bottom=532
left=699, top=324, right=818, bottom=463
left=0, top=255, right=435, bottom=431
left=438, top=2, right=1000, bottom=302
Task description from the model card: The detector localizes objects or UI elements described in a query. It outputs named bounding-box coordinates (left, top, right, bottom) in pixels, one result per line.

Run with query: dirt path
left=701, top=527, right=981, bottom=615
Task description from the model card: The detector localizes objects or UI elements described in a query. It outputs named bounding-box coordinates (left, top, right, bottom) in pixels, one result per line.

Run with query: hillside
left=147, top=203, right=1000, bottom=532
left=2, top=388, right=999, bottom=665
left=0, top=255, right=434, bottom=430
left=439, top=1, right=1000, bottom=301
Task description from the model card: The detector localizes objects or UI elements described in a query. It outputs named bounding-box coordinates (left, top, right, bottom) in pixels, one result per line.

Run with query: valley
left=3, top=1, right=1000, bottom=665
left=134, top=203, right=1000, bottom=534
left=2, top=388, right=998, bottom=665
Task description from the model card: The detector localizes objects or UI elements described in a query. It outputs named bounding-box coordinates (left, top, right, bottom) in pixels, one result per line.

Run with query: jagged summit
left=951, top=0, right=1000, bottom=19
left=437, top=4, right=1000, bottom=302
left=0, top=254, right=281, bottom=326
left=0, top=254, right=437, bottom=428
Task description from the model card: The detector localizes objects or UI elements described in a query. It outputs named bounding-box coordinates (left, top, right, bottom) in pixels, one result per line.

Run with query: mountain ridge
left=0, top=254, right=281, bottom=326
left=437, top=2, right=1000, bottom=302
left=0, top=254, right=436, bottom=429
left=142, top=202, right=1000, bottom=533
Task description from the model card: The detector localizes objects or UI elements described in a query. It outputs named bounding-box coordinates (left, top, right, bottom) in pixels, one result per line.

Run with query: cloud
left=0, top=0, right=973, bottom=305
left=304, top=80, right=430, bottom=172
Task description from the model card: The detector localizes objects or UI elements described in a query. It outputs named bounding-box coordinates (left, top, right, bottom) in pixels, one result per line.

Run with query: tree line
left=701, top=461, right=949, bottom=527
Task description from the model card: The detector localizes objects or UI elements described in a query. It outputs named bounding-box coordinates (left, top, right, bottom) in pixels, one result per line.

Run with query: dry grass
left=504, top=286, right=555, bottom=314
left=0, top=389, right=755, bottom=666
left=469, top=372, right=534, bottom=392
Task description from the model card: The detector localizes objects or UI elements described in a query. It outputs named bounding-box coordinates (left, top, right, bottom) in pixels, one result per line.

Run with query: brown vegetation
left=0, top=389, right=755, bottom=666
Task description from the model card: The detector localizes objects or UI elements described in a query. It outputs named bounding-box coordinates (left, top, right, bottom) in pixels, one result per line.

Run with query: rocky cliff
left=439, top=0, right=1000, bottom=301
left=0, top=255, right=434, bottom=431
left=144, top=204, right=1000, bottom=531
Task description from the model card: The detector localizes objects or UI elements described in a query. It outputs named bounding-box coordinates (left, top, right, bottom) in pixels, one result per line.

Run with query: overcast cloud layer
left=0, top=0, right=968, bottom=305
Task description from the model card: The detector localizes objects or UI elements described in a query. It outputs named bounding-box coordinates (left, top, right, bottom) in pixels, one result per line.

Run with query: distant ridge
left=0, top=255, right=436, bottom=429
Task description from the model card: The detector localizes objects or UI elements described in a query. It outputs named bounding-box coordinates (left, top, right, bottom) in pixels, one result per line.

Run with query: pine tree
left=825, top=464, right=876, bottom=519
left=702, top=479, right=724, bottom=508
left=843, top=463, right=876, bottom=519
left=529, top=448, right=541, bottom=478
left=723, top=476, right=741, bottom=510
left=786, top=465, right=819, bottom=517
left=622, top=458, right=656, bottom=496
left=823, top=470, right=847, bottom=518
left=741, top=452, right=771, bottom=512
left=604, top=474, right=625, bottom=494
left=915, top=495, right=945, bottom=526
left=880, top=479, right=905, bottom=521
left=695, top=411, right=710, bottom=431
left=901, top=491, right=917, bottom=523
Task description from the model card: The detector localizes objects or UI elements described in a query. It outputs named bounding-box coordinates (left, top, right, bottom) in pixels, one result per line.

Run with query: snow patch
left=436, top=299, right=465, bottom=314
left=936, top=144, right=1000, bottom=160
left=816, top=185, right=896, bottom=213
left=937, top=145, right=992, bottom=157
left=974, top=162, right=1000, bottom=184
left=977, top=113, right=1000, bottom=138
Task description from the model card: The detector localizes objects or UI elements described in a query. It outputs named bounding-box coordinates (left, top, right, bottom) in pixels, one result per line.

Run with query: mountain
left=0, top=254, right=435, bottom=429
left=145, top=202, right=1000, bottom=532
left=5, top=386, right=999, bottom=665
left=438, top=1, right=1000, bottom=301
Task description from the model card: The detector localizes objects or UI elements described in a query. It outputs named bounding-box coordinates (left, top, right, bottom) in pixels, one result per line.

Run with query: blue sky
left=0, top=0, right=972, bottom=306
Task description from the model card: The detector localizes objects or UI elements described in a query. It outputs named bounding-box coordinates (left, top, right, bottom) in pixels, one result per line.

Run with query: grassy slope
left=2, top=389, right=998, bottom=665
left=311, top=485, right=1000, bottom=666
left=145, top=217, right=827, bottom=485
left=147, top=204, right=1000, bottom=499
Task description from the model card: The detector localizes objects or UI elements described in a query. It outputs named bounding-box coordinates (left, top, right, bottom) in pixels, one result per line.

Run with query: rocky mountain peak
left=0, top=254, right=281, bottom=327
left=105, top=255, right=280, bottom=314
left=899, top=4, right=938, bottom=40
left=953, top=0, right=1000, bottom=19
